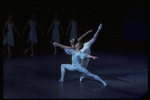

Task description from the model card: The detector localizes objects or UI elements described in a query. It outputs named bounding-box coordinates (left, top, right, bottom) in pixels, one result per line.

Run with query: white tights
left=59, top=64, right=107, bottom=86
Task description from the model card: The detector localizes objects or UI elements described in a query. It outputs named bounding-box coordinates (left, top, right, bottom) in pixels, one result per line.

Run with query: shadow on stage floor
left=3, top=49, right=148, bottom=99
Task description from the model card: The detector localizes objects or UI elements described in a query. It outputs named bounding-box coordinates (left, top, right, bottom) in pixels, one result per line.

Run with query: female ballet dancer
left=53, top=41, right=107, bottom=86
left=66, top=14, right=80, bottom=41
left=47, top=13, right=64, bottom=54
left=61, top=23, right=103, bottom=81
left=22, top=14, right=44, bottom=56
left=3, top=14, right=21, bottom=58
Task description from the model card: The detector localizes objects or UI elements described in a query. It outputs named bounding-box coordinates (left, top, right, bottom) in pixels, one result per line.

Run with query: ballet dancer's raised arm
left=53, top=42, right=73, bottom=49
left=88, top=23, right=103, bottom=46
left=77, top=30, right=93, bottom=42
left=3, top=21, right=8, bottom=39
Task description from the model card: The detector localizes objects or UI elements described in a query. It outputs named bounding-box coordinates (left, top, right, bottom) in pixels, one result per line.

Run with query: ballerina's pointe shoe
left=53, top=52, right=57, bottom=54
left=58, top=79, right=63, bottom=83
left=7, top=55, right=11, bottom=58
left=24, top=49, right=28, bottom=54
left=103, top=82, right=107, bottom=86
left=31, top=53, right=33, bottom=56
left=98, top=23, right=102, bottom=30
left=80, top=76, right=85, bottom=82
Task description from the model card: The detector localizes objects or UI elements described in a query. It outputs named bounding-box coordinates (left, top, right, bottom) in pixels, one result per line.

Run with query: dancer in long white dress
left=3, top=15, right=20, bottom=58
left=66, top=14, right=80, bottom=41
left=47, top=13, right=64, bottom=54
left=22, top=14, right=44, bottom=56
left=53, top=41, right=107, bottom=86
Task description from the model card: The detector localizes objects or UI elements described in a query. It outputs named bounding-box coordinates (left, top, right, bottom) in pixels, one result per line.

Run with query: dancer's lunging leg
left=59, top=64, right=76, bottom=82
left=78, top=66, right=107, bottom=86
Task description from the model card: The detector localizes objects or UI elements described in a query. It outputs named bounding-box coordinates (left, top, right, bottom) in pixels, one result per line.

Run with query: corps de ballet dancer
left=53, top=41, right=107, bottom=86
left=3, top=14, right=21, bottom=58
left=47, top=13, right=64, bottom=54
left=66, top=14, right=80, bottom=41
left=22, top=14, right=44, bottom=56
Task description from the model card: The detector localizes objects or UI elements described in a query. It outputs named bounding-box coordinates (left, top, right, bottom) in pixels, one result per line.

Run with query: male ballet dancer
left=53, top=41, right=107, bottom=86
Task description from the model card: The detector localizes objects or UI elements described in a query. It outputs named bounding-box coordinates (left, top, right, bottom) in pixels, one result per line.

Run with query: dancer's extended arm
left=86, top=55, right=98, bottom=60
left=53, top=42, right=73, bottom=49
left=88, top=23, right=102, bottom=46
left=77, top=30, right=93, bottom=42
left=3, top=21, right=8, bottom=39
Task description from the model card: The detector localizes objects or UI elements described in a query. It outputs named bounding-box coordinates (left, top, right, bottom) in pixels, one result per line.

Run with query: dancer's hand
left=66, top=32, right=68, bottom=37
left=88, top=30, right=93, bottom=33
left=18, top=34, right=21, bottom=37
left=62, top=31, right=64, bottom=36
left=22, top=31, right=24, bottom=35
left=3, top=36, right=5, bottom=40
left=42, top=31, right=44, bottom=35
left=47, top=32, right=49, bottom=36
left=92, top=56, right=98, bottom=60
left=53, top=42, right=58, bottom=46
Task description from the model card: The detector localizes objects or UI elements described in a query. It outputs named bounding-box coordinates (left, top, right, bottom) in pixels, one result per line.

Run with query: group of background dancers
left=3, top=13, right=107, bottom=86
left=3, top=14, right=80, bottom=58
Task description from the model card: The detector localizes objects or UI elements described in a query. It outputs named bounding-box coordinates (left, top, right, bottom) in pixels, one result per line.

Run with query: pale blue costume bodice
left=64, top=49, right=88, bottom=67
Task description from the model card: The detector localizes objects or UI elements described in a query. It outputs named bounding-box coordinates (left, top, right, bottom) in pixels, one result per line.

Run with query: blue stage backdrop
left=123, top=3, right=147, bottom=43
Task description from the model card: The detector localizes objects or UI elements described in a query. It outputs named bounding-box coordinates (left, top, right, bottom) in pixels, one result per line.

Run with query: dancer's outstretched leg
left=53, top=46, right=57, bottom=54
left=80, top=23, right=103, bottom=81
left=31, top=42, right=35, bottom=56
left=88, top=23, right=102, bottom=47
left=7, top=44, right=11, bottom=58
left=78, top=66, right=107, bottom=86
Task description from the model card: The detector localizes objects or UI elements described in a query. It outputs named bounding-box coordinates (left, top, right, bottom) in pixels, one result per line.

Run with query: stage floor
left=3, top=49, right=148, bottom=99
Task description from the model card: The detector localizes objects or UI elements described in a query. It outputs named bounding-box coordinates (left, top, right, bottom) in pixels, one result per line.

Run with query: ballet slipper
left=98, top=23, right=102, bottom=30
left=102, top=81, right=107, bottom=86
left=53, top=51, right=57, bottom=54
left=31, top=53, right=33, bottom=56
left=24, top=49, right=28, bottom=54
left=7, top=55, right=11, bottom=58
left=58, top=79, right=64, bottom=83
left=80, top=75, right=85, bottom=82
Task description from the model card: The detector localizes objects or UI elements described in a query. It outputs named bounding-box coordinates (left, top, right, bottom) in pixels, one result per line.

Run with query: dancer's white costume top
left=80, top=42, right=91, bottom=54
left=80, top=41, right=91, bottom=66
left=26, top=21, right=38, bottom=43
left=64, top=49, right=88, bottom=68
left=50, top=21, right=60, bottom=43
left=3, top=22, right=14, bottom=46
left=68, top=21, right=77, bottom=41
